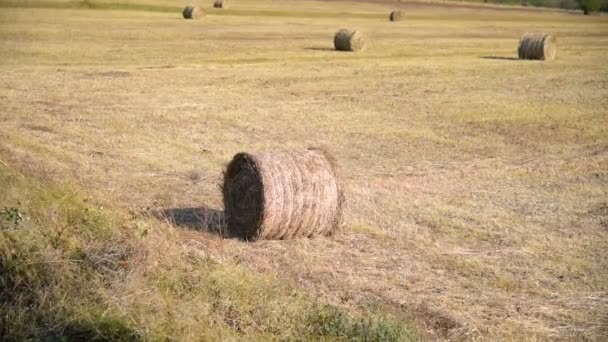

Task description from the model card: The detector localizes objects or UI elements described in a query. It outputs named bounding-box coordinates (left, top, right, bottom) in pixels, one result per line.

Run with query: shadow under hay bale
left=213, top=0, right=226, bottom=8
left=389, top=11, right=403, bottom=22
left=334, top=29, right=366, bottom=52
left=183, top=6, right=204, bottom=19
left=304, top=47, right=336, bottom=51
left=223, top=148, right=344, bottom=240
left=154, top=207, right=227, bottom=236
left=518, top=32, right=556, bottom=61
left=479, top=56, right=519, bottom=61
left=80, top=71, right=131, bottom=79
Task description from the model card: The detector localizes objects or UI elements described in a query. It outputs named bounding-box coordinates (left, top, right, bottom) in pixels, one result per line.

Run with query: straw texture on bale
left=223, top=148, right=344, bottom=240
left=183, top=6, right=204, bottom=19
left=389, top=11, right=403, bottom=22
left=213, top=0, right=226, bottom=8
left=334, top=29, right=366, bottom=52
left=518, top=32, right=557, bottom=61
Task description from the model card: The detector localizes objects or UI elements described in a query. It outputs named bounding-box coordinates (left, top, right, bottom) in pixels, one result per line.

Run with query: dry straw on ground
left=334, top=29, right=367, bottom=52
left=223, top=148, right=344, bottom=240
left=518, top=32, right=557, bottom=60
left=213, top=0, right=226, bottom=8
left=183, top=6, right=204, bottom=19
left=389, top=11, right=403, bottom=22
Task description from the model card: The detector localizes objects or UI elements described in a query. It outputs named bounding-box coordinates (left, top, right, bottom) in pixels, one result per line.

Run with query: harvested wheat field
left=0, top=0, right=607, bottom=340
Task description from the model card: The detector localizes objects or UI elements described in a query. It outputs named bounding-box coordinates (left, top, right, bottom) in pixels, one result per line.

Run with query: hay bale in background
left=389, top=11, right=403, bottom=22
left=223, top=148, right=344, bottom=240
left=518, top=32, right=557, bottom=61
left=183, top=6, right=204, bottom=19
left=213, top=0, right=226, bottom=8
left=334, top=29, right=366, bottom=52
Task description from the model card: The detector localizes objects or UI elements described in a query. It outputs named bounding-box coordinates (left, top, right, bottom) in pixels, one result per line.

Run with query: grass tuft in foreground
left=0, top=164, right=415, bottom=341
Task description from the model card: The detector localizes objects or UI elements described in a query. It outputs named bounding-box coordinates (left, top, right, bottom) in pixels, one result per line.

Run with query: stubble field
left=1, top=0, right=607, bottom=340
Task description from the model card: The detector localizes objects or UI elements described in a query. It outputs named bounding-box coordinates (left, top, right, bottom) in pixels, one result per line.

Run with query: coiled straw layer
left=389, top=11, right=403, bottom=22
left=183, top=6, right=204, bottom=19
left=223, top=148, right=344, bottom=240
left=334, top=29, right=367, bottom=52
left=518, top=32, right=557, bottom=61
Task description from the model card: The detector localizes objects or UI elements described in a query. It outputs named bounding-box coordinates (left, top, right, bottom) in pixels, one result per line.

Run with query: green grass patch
left=0, top=163, right=416, bottom=340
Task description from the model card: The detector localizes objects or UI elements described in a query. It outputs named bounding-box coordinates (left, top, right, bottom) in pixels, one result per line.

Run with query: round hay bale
left=517, top=32, right=557, bottom=61
left=183, top=6, right=204, bottom=19
left=213, top=0, right=226, bottom=8
left=334, top=29, right=367, bottom=52
left=223, top=148, right=344, bottom=240
left=389, top=11, right=403, bottom=22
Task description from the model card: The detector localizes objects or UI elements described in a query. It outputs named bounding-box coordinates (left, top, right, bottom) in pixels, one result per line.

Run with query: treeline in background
left=478, top=0, right=608, bottom=13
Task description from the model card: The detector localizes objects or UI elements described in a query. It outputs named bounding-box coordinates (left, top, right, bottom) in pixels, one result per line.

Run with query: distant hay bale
left=223, top=148, right=344, bottom=240
left=518, top=32, right=557, bottom=61
left=389, top=11, right=403, bottom=22
left=183, top=6, right=204, bottom=19
left=213, top=0, right=226, bottom=8
left=334, top=29, right=367, bottom=52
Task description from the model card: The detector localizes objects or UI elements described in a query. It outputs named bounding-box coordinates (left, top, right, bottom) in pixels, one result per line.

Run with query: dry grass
left=0, top=0, right=607, bottom=340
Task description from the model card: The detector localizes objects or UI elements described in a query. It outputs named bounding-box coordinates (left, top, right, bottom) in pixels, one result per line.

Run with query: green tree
left=578, top=0, right=601, bottom=13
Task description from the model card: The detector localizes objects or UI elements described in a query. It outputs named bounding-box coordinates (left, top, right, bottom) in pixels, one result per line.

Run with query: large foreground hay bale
left=389, top=11, right=403, bottom=22
left=518, top=32, right=557, bottom=61
left=223, top=148, right=344, bottom=240
left=334, top=29, right=366, bottom=52
left=213, top=0, right=226, bottom=8
left=183, top=6, right=204, bottom=19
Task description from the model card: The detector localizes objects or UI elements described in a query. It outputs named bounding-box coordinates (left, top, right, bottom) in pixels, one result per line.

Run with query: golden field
left=0, top=0, right=607, bottom=340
